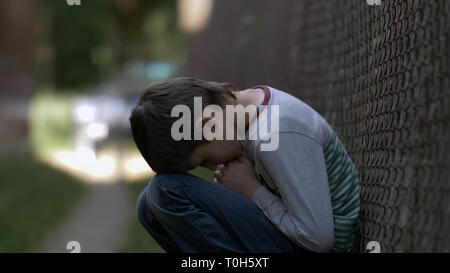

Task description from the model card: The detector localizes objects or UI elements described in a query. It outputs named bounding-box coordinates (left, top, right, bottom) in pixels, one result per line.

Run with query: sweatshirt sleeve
left=252, top=131, right=335, bottom=252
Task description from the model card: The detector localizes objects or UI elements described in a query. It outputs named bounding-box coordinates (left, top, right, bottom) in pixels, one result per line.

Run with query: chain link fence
left=185, top=0, right=450, bottom=252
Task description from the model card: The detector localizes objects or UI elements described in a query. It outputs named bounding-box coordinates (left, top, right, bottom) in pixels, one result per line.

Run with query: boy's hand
left=213, top=156, right=262, bottom=199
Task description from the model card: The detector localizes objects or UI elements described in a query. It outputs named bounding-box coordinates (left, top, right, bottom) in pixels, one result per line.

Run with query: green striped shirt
left=324, top=132, right=360, bottom=252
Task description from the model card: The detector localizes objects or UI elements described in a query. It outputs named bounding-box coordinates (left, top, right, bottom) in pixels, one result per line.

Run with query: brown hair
left=129, top=77, right=237, bottom=173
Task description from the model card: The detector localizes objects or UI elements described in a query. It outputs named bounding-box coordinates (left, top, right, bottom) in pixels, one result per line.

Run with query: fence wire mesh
left=186, top=0, right=450, bottom=252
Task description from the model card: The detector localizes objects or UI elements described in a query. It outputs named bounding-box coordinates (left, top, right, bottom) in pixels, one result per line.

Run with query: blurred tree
left=114, top=0, right=183, bottom=62
left=51, top=0, right=110, bottom=89
left=43, top=0, right=182, bottom=91
left=0, top=0, right=36, bottom=153
left=0, top=0, right=36, bottom=95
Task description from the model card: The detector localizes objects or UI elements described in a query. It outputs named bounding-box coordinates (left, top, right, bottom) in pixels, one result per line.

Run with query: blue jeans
left=136, top=173, right=308, bottom=253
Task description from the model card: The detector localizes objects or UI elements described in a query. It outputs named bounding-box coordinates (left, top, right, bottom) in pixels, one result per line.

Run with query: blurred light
left=103, top=98, right=126, bottom=122
left=74, top=103, right=97, bottom=123
left=75, top=145, right=96, bottom=166
left=90, top=154, right=116, bottom=179
left=86, top=122, right=109, bottom=140
left=146, top=63, right=172, bottom=79
left=125, top=156, right=151, bottom=175
left=123, top=154, right=154, bottom=182
left=43, top=149, right=116, bottom=184
left=178, top=0, right=213, bottom=33
left=40, top=149, right=154, bottom=184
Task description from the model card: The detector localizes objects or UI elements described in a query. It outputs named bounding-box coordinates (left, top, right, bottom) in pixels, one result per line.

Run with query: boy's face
left=183, top=97, right=245, bottom=171
left=184, top=139, right=243, bottom=171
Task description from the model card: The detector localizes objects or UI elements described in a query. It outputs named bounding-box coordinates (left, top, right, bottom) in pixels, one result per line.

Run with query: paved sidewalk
left=40, top=182, right=132, bottom=253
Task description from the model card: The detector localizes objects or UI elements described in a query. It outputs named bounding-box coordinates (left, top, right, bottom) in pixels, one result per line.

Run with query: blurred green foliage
left=37, top=0, right=185, bottom=90
left=51, top=0, right=106, bottom=88
left=29, top=90, right=76, bottom=155
left=190, top=167, right=214, bottom=182
left=144, top=8, right=187, bottom=62
left=0, top=153, right=85, bottom=252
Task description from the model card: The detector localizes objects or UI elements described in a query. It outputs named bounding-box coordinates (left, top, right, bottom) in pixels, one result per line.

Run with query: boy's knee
left=147, top=173, right=197, bottom=211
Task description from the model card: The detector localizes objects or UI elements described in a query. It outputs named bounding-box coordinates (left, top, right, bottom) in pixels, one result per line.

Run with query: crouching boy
left=129, top=77, right=360, bottom=253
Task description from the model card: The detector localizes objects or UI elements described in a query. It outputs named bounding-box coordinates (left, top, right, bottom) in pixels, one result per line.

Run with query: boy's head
left=129, top=77, right=243, bottom=173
